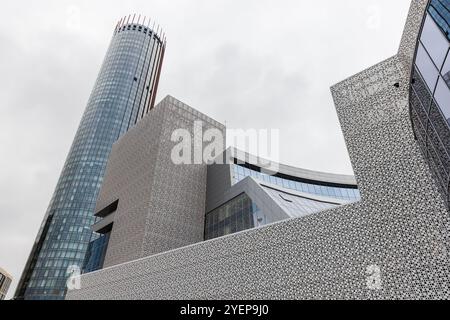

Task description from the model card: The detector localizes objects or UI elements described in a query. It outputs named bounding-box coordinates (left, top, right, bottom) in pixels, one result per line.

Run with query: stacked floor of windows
left=205, top=193, right=262, bottom=240
left=15, top=22, right=165, bottom=300
left=231, top=164, right=360, bottom=202
left=410, top=1, right=450, bottom=206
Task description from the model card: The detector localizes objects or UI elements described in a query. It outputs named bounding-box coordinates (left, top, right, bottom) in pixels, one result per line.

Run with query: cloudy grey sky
left=0, top=0, right=411, bottom=298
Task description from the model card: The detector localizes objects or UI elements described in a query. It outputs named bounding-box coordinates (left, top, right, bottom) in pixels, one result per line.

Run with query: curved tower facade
left=410, top=0, right=450, bottom=208
left=15, top=15, right=166, bottom=300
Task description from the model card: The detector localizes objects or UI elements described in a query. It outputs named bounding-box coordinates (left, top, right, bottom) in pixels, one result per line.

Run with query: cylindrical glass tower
left=15, top=15, right=166, bottom=300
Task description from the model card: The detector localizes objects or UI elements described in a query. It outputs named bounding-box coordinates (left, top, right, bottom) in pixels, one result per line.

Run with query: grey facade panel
left=409, top=0, right=450, bottom=208
left=210, top=177, right=291, bottom=226
left=228, top=148, right=357, bottom=186
left=93, top=96, right=226, bottom=268
left=67, top=0, right=450, bottom=300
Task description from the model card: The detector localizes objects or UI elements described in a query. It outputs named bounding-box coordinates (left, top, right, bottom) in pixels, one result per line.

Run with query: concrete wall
left=67, top=0, right=450, bottom=300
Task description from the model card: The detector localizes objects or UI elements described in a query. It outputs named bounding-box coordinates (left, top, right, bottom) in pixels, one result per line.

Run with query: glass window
left=275, top=177, right=283, bottom=186
left=435, top=77, right=450, bottom=121
left=412, top=67, right=433, bottom=109
left=416, top=43, right=440, bottom=90
left=270, top=176, right=276, bottom=184
left=411, top=86, right=430, bottom=126
left=428, top=121, right=450, bottom=174
left=441, top=50, right=450, bottom=81
left=288, top=180, right=295, bottom=189
left=421, top=14, right=450, bottom=69
left=204, top=193, right=258, bottom=240
left=429, top=0, right=450, bottom=40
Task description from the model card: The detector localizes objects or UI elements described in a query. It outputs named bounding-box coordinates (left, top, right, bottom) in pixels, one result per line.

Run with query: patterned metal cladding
left=15, top=16, right=166, bottom=300
left=91, top=96, right=225, bottom=268
left=67, top=0, right=450, bottom=300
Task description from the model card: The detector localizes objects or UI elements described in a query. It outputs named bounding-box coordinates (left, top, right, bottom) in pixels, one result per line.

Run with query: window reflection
left=416, top=43, right=440, bottom=90
left=429, top=0, right=450, bottom=40
left=435, top=78, right=450, bottom=121
left=421, top=13, right=449, bottom=68
left=232, top=164, right=360, bottom=202
left=410, top=1, right=450, bottom=208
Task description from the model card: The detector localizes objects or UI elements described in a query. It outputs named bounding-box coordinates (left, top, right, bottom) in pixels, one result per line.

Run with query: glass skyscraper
left=15, top=15, right=166, bottom=300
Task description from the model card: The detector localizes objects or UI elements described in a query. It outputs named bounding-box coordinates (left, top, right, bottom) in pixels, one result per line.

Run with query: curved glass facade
left=260, top=185, right=341, bottom=218
left=0, top=268, right=12, bottom=300
left=15, top=18, right=165, bottom=300
left=231, top=164, right=360, bottom=202
left=410, top=0, right=450, bottom=207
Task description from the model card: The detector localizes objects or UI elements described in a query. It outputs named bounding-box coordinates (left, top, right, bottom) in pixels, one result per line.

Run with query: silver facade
left=67, top=0, right=450, bottom=300
left=87, top=96, right=225, bottom=268
left=409, top=0, right=450, bottom=208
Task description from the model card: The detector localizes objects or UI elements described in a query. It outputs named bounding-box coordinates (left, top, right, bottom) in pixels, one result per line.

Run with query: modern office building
left=82, top=95, right=226, bottom=272
left=67, top=0, right=450, bottom=300
left=204, top=148, right=360, bottom=241
left=82, top=128, right=360, bottom=272
left=410, top=0, right=450, bottom=207
left=15, top=16, right=166, bottom=300
left=0, top=268, right=12, bottom=300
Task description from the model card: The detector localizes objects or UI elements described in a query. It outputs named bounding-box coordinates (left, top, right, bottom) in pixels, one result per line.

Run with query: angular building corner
left=65, top=0, right=450, bottom=300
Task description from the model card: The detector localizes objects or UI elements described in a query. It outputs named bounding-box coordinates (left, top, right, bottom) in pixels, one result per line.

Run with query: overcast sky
left=0, top=0, right=411, bottom=299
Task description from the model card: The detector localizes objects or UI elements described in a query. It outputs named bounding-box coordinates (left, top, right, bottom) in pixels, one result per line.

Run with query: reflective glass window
left=421, top=13, right=450, bottom=68
left=429, top=0, right=450, bottom=40
left=435, top=77, right=450, bottom=121
left=231, top=164, right=360, bottom=202
left=441, top=50, right=450, bottom=80
left=416, top=43, right=440, bottom=90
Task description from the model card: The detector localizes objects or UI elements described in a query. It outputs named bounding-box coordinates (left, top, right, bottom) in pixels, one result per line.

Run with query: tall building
left=15, top=15, right=166, bottom=300
left=83, top=96, right=226, bottom=271
left=81, top=96, right=359, bottom=273
left=67, top=0, right=450, bottom=300
left=0, top=268, right=12, bottom=300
